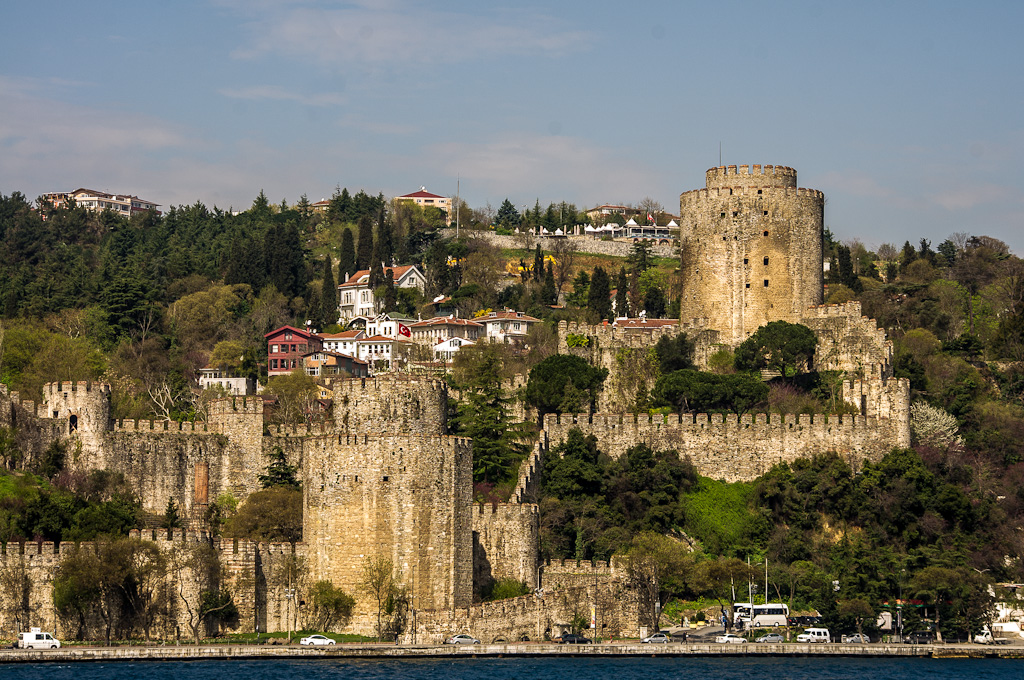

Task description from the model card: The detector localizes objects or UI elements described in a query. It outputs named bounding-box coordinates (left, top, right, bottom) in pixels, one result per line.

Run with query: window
left=271, top=344, right=278, bottom=353
left=271, top=359, right=278, bottom=369
left=763, top=211, right=768, bottom=216
left=745, top=283, right=751, bottom=288
left=732, top=211, right=738, bottom=217
left=758, top=189, right=763, bottom=194
left=721, top=212, right=726, bottom=218
left=285, top=331, right=293, bottom=340
left=764, top=280, right=769, bottom=287
left=763, top=257, right=769, bottom=265
left=743, top=258, right=748, bottom=265
left=763, top=231, right=769, bottom=236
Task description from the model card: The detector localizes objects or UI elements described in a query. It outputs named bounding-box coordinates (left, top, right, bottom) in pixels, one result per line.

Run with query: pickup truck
left=973, top=628, right=1009, bottom=645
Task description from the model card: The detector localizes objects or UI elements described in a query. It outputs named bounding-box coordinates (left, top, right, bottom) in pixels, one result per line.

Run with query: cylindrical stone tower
left=679, top=164, right=824, bottom=343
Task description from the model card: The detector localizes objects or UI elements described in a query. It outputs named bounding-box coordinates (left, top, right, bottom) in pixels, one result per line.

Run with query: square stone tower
left=679, top=164, right=824, bottom=343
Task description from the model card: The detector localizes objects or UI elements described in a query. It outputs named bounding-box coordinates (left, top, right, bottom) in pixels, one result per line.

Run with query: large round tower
left=678, top=164, right=824, bottom=343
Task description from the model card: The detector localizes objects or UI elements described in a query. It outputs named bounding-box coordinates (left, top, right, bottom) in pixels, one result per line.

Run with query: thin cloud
left=229, top=2, right=592, bottom=65
left=220, top=85, right=346, bottom=106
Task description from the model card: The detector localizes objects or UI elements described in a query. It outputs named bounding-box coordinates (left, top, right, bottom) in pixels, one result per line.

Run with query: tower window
left=732, top=211, right=738, bottom=217
left=721, top=212, right=726, bottom=218
left=745, top=283, right=750, bottom=288
left=763, top=257, right=769, bottom=265
left=743, top=258, right=748, bottom=265
left=764, top=280, right=769, bottom=287
left=758, top=189, right=763, bottom=194
left=764, top=211, right=768, bottom=216
left=763, top=230, right=769, bottom=236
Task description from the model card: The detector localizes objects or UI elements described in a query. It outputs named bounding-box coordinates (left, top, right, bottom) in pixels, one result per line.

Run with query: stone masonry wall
left=447, top=230, right=677, bottom=258
left=542, top=398, right=909, bottom=483
left=679, top=165, right=824, bottom=344
left=471, top=503, right=539, bottom=599
left=800, top=301, right=894, bottom=378
left=302, top=434, right=474, bottom=629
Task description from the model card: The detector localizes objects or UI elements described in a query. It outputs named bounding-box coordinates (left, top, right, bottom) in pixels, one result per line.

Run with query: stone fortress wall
left=0, top=530, right=304, bottom=641
left=679, top=164, right=825, bottom=343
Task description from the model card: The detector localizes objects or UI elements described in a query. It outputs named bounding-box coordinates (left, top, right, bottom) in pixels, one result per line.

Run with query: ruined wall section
left=303, top=434, right=473, bottom=628
left=542, top=410, right=903, bottom=482
left=801, top=301, right=894, bottom=378
left=557, top=320, right=723, bottom=411
left=679, top=165, right=824, bottom=343
left=471, top=503, right=539, bottom=599
left=0, top=385, right=67, bottom=470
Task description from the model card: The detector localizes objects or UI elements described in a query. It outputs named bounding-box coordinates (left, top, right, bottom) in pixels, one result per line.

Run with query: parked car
left=555, top=633, right=592, bottom=644
left=974, top=628, right=1009, bottom=645
left=299, top=634, right=336, bottom=646
left=641, top=632, right=672, bottom=643
left=841, top=633, right=870, bottom=644
left=755, top=633, right=784, bottom=643
left=796, top=628, right=831, bottom=643
left=907, top=630, right=938, bottom=645
left=17, top=629, right=60, bottom=649
left=714, top=634, right=747, bottom=644
left=443, top=634, right=480, bottom=644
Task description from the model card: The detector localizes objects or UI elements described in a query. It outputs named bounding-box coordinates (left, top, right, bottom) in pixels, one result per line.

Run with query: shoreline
left=1, top=642, right=1022, bottom=663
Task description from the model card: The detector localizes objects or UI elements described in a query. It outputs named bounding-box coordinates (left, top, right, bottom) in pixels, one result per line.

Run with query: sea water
left=0, top=657, right=1016, bottom=680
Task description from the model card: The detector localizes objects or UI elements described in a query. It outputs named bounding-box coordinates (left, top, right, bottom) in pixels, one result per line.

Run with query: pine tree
left=339, top=228, right=356, bottom=280
left=356, top=215, right=374, bottom=270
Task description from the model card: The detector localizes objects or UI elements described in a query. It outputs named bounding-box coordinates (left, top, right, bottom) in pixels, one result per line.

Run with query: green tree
left=525, top=354, right=608, bottom=419
left=356, top=215, right=374, bottom=270
left=625, top=532, right=696, bottom=631
left=338, top=228, right=357, bottom=280
left=454, top=344, right=531, bottom=484
left=318, top=256, right=336, bottom=330
left=734, top=321, right=817, bottom=377
left=587, top=266, right=612, bottom=321
left=161, top=498, right=182, bottom=531
left=359, top=554, right=406, bottom=642
left=222, top=486, right=303, bottom=543
left=615, top=267, right=629, bottom=318
left=309, top=580, right=356, bottom=631
left=495, top=199, right=521, bottom=230
left=652, top=369, right=768, bottom=414
left=258, top=446, right=301, bottom=490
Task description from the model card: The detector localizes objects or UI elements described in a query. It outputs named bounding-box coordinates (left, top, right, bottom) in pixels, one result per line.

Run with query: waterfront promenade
left=1, top=641, right=1022, bottom=663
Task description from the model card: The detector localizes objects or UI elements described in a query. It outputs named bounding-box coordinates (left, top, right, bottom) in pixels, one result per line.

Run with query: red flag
left=398, top=323, right=411, bottom=337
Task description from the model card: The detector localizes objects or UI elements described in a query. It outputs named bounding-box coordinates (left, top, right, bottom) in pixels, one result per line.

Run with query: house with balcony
left=407, top=316, right=483, bottom=347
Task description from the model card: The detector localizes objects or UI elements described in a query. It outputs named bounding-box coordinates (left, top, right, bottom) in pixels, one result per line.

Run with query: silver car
left=443, top=634, right=480, bottom=644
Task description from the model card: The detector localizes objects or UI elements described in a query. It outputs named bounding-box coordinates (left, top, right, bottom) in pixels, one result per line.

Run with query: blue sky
left=2, top=0, right=1022, bottom=252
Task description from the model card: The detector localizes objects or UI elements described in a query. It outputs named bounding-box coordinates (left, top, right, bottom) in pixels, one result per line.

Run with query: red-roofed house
left=337, top=265, right=426, bottom=321
left=395, top=187, right=451, bottom=224
left=265, top=326, right=324, bottom=376
left=407, top=317, right=483, bottom=346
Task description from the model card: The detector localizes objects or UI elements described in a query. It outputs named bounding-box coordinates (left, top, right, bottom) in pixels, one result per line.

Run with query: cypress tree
left=616, top=267, right=629, bottom=318
left=320, top=256, right=336, bottom=328
left=339, top=228, right=356, bottom=281
left=587, top=266, right=612, bottom=320
left=356, top=215, right=374, bottom=270
left=541, top=261, right=557, bottom=305
left=378, top=207, right=394, bottom=267
left=533, top=245, right=544, bottom=282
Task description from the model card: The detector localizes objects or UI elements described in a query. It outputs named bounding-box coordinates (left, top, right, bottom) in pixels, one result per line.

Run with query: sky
left=2, top=0, right=1023, bottom=253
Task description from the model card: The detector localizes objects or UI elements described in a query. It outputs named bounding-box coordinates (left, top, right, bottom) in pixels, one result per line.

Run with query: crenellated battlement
left=543, top=403, right=905, bottom=482
left=705, top=164, right=798, bottom=189
left=330, top=374, right=447, bottom=395
left=680, top=185, right=825, bottom=202
left=207, top=395, right=263, bottom=416
left=113, top=419, right=220, bottom=434
left=44, top=381, right=112, bottom=397
left=474, top=502, right=539, bottom=518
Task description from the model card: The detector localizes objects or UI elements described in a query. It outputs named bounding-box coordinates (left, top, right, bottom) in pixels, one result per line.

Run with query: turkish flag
left=398, top=323, right=411, bottom=337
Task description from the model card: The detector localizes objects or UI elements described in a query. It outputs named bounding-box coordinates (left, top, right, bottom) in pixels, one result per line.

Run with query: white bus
left=734, top=603, right=790, bottom=628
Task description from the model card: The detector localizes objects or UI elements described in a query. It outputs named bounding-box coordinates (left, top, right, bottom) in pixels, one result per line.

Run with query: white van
left=796, top=627, right=831, bottom=643
left=17, top=628, right=61, bottom=649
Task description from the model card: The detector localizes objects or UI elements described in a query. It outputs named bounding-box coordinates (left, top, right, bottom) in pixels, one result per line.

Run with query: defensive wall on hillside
left=542, top=378, right=910, bottom=482
left=472, top=503, right=539, bottom=599
left=444, top=230, right=677, bottom=259
left=0, top=530, right=304, bottom=641
left=801, top=301, right=894, bottom=378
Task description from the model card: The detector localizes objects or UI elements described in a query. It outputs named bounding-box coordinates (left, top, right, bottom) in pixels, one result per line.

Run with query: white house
left=434, top=337, right=475, bottom=361
left=337, top=264, right=426, bottom=321
left=365, top=313, right=416, bottom=340
left=478, top=310, right=541, bottom=343
left=198, top=367, right=255, bottom=395
left=320, top=329, right=364, bottom=356
left=407, top=316, right=483, bottom=346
